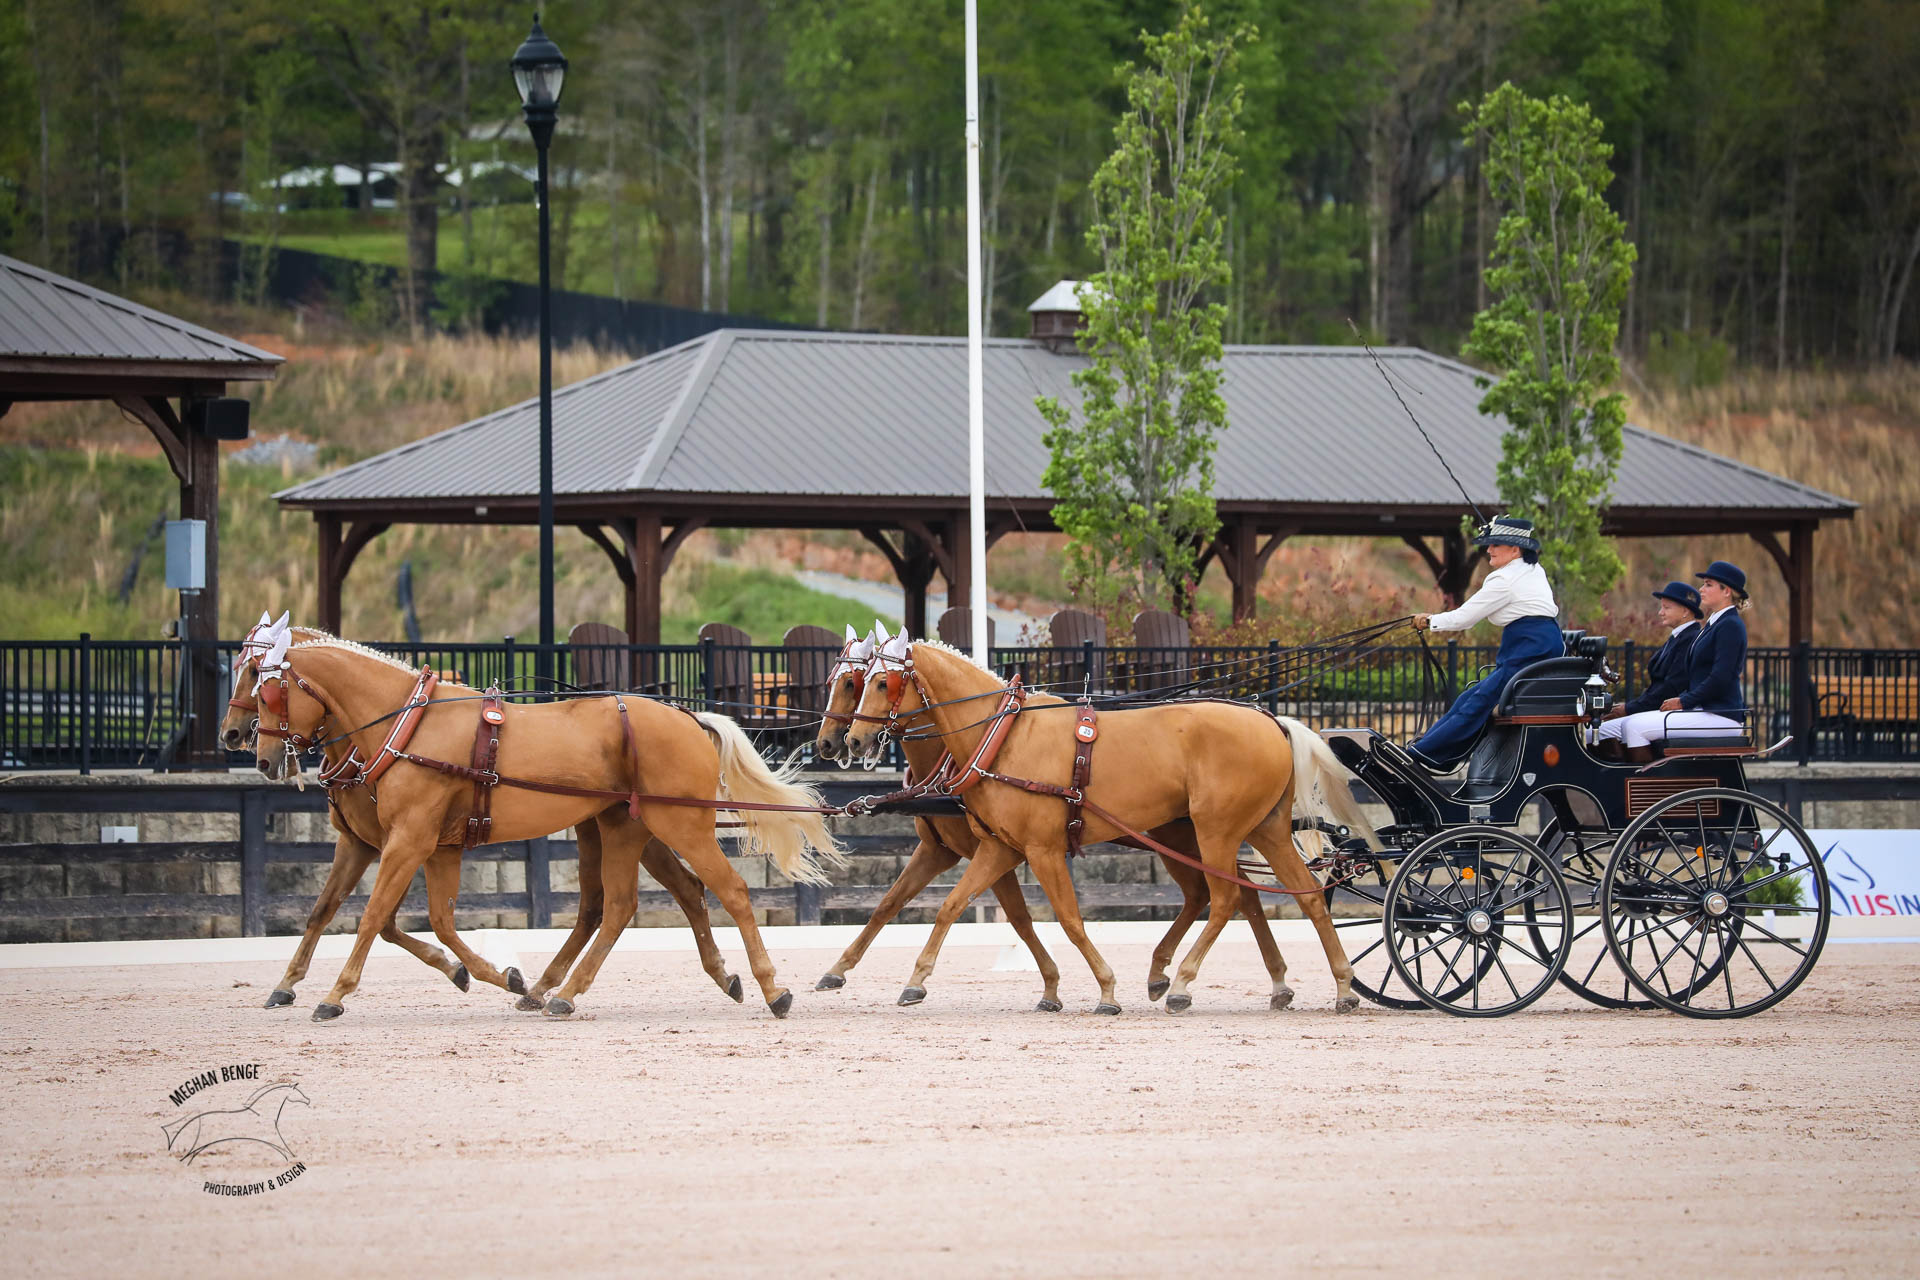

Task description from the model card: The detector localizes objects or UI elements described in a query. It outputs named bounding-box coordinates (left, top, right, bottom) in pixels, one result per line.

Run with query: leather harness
left=864, top=648, right=1355, bottom=895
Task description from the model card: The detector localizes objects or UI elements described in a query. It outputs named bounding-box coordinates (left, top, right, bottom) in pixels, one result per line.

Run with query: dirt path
left=2, top=938, right=1915, bottom=1278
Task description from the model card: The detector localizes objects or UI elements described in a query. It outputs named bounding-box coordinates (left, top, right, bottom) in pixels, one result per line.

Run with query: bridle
left=853, top=645, right=937, bottom=733
left=225, top=624, right=330, bottom=752
left=817, top=635, right=884, bottom=728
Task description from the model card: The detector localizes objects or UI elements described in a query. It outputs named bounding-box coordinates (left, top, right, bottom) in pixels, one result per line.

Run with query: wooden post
left=525, top=836, right=552, bottom=929
left=1788, top=523, right=1814, bottom=649
left=181, top=424, right=222, bottom=763
left=316, top=514, right=343, bottom=633
left=947, top=511, right=974, bottom=624
left=240, top=790, right=267, bottom=937
left=627, top=511, right=664, bottom=644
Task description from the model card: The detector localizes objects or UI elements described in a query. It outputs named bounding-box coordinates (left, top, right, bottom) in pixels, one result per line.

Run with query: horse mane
left=290, top=634, right=420, bottom=676
left=910, top=637, right=1002, bottom=680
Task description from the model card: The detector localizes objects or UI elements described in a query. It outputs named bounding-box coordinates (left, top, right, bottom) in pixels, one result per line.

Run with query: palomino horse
left=813, top=626, right=1310, bottom=1010
left=843, top=636, right=1365, bottom=1014
left=249, top=626, right=842, bottom=1020
left=218, top=622, right=748, bottom=1010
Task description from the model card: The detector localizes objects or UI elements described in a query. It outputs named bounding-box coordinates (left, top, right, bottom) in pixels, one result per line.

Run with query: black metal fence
left=4, top=635, right=1918, bottom=772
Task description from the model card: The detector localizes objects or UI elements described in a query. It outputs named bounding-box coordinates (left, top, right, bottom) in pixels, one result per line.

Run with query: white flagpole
left=964, top=0, right=989, bottom=665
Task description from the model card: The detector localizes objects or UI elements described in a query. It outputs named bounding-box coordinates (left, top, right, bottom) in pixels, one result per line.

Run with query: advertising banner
left=1805, top=829, right=1920, bottom=917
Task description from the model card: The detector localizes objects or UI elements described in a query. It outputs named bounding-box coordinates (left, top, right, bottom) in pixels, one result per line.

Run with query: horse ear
left=844, top=623, right=858, bottom=643
left=257, top=611, right=272, bottom=630
left=874, top=620, right=891, bottom=645
left=883, top=631, right=909, bottom=659
left=271, top=610, right=291, bottom=635
left=263, top=628, right=291, bottom=670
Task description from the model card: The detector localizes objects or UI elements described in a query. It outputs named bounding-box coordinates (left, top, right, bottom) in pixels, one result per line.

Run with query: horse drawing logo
left=161, top=1082, right=309, bottom=1165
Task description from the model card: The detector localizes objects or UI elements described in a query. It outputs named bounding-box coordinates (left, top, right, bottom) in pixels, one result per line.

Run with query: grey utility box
left=165, top=519, right=207, bottom=591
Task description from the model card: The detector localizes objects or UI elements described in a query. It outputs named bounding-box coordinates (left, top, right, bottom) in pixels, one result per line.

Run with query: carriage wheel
left=1325, top=857, right=1495, bottom=1011
left=1384, top=828, right=1572, bottom=1017
left=1601, top=789, right=1830, bottom=1019
left=1528, top=823, right=1661, bottom=1010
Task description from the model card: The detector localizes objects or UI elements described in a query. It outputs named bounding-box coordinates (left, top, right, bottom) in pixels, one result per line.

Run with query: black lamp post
left=511, top=13, right=567, bottom=691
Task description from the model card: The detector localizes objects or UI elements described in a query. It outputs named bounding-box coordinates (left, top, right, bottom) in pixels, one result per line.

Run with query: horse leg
left=636, top=809, right=795, bottom=1017
left=987, top=866, right=1063, bottom=1011
left=420, top=846, right=525, bottom=996
left=899, top=839, right=1021, bottom=1007
left=311, top=830, right=436, bottom=1021
left=818, top=831, right=960, bottom=991
left=1148, top=852, right=1207, bottom=1003
left=1248, top=812, right=1356, bottom=1012
left=1164, top=827, right=1250, bottom=1014
left=1239, top=884, right=1294, bottom=1010
left=542, top=826, right=643, bottom=1017
left=640, top=838, right=743, bottom=1002
left=1025, top=848, right=1120, bottom=1014
left=266, top=831, right=378, bottom=1008
left=519, top=822, right=605, bottom=1010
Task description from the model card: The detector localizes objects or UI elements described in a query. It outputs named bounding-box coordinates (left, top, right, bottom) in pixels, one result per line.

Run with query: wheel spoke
left=1490, top=949, right=1524, bottom=1002
left=1642, top=917, right=1705, bottom=989
left=1737, top=914, right=1812, bottom=957
left=1732, top=933, right=1780, bottom=992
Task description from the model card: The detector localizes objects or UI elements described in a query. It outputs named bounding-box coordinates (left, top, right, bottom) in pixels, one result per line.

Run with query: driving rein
left=862, top=651, right=1357, bottom=898
left=240, top=659, right=835, bottom=850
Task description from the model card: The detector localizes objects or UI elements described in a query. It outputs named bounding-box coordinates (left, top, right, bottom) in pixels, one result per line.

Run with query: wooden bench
left=1813, top=675, right=1920, bottom=754
left=1814, top=676, right=1920, bottom=722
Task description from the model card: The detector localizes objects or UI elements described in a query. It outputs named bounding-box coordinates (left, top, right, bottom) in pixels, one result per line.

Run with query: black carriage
left=1316, top=632, right=1831, bottom=1018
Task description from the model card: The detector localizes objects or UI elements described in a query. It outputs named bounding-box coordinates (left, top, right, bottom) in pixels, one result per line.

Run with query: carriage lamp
left=510, top=15, right=568, bottom=130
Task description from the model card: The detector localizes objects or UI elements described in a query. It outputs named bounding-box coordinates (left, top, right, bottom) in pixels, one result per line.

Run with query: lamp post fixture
left=511, top=13, right=567, bottom=691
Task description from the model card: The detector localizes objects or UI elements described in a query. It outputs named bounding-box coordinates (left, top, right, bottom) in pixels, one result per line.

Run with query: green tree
left=1462, top=82, right=1634, bottom=609
left=1037, top=3, right=1250, bottom=610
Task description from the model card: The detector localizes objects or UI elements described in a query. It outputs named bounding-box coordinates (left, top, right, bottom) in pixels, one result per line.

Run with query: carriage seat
left=1497, top=635, right=1607, bottom=718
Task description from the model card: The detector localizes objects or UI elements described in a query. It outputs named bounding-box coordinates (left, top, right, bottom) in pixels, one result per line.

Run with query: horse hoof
left=1036, top=998, right=1063, bottom=1013
left=815, top=972, right=846, bottom=991
left=515, top=994, right=544, bottom=1012
left=727, top=975, right=745, bottom=1003
left=311, top=1003, right=343, bottom=1022
left=1094, top=1002, right=1122, bottom=1016
left=769, top=990, right=794, bottom=1019
left=1147, top=978, right=1170, bottom=1002
left=1165, top=993, right=1192, bottom=1014
left=451, top=965, right=471, bottom=993
left=898, top=986, right=927, bottom=1007
left=1335, top=995, right=1360, bottom=1014
left=1271, top=988, right=1295, bottom=1011
left=506, top=967, right=527, bottom=996
left=264, top=988, right=295, bottom=1008
left=544, top=997, right=574, bottom=1018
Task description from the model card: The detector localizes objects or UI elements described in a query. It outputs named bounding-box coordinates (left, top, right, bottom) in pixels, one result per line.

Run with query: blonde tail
left=1275, top=716, right=1379, bottom=857
left=695, top=712, right=846, bottom=886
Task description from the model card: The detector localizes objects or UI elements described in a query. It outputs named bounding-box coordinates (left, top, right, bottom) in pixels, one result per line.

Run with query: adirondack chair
left=696, top=621, right=759, bottom=718
left=568, top=622, right=628, bottom=691
left=1046, top=608, right=1109, bottom=694
left=782, top=624, right=842, bottom=719
left=1130, top=609, right=1191, bottom=693
left=935, top=607, right=995, bottom=650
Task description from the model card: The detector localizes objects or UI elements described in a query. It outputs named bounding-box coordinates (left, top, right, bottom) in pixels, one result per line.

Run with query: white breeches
left=1594, top=710, right=1743, bottom=748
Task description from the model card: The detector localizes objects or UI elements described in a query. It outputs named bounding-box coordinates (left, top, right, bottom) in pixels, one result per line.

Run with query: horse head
left=221, top=611, right=293, bottom=751
left=250, top=622, right=334, bottom=781
left=844, top=626, right=923, bottom=763
left=813, top=624, right=877, bottom=767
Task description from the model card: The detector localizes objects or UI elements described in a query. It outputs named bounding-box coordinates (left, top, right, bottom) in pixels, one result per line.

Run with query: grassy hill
left=1, top=294, right=1907, bottom=647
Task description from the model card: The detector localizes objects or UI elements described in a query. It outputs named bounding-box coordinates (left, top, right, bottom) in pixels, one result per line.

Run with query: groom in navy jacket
left=1603, top=561, right=1751, bottom=760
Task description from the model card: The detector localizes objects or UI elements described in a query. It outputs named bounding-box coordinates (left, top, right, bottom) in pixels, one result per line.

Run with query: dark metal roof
left=278, top=329, right=1854, bottom=518
left=0, top=253, right=283, bottom=370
